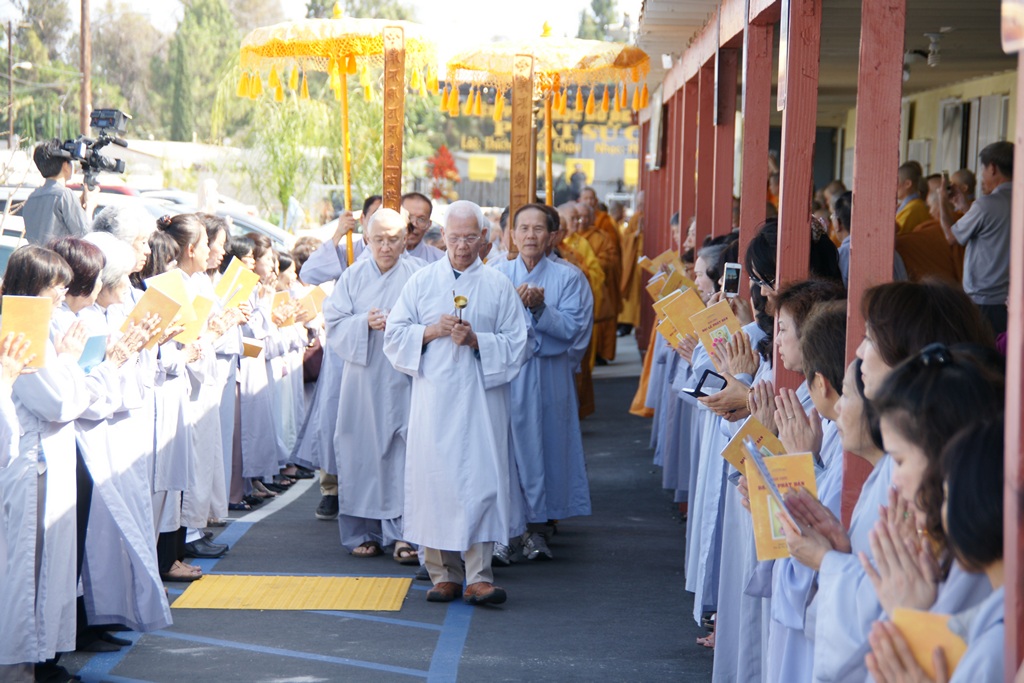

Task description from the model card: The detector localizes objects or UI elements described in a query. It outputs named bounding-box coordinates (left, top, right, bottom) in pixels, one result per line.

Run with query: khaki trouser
left=423, top=542, right=494, bottom=585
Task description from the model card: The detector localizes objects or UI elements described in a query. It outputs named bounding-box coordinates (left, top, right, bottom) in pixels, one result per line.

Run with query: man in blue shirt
left=21, top=139, right=94, bottom=245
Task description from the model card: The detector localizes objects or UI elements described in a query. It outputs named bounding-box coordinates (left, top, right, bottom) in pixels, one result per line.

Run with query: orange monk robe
left=895, top=197, right=932, bottom=236
left=629, top=334, right=656, bottom=418
left=562, top=233, right=605, bottom=419
left=894, top=218, right=965, bottom=284
left=617, top=210, right=644, bottom=328
left=583, top=213, right=621, bottom=361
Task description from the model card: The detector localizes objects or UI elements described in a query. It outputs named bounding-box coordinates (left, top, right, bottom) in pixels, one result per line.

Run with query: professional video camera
left=60, top=109, right=131, bottom=190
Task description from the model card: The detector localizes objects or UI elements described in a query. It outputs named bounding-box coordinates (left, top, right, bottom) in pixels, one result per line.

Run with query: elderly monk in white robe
left=493, top=204, right=592, bottom=562
left=384, top=200, right=528, bottom=606
left=323, top=208, right=424, bottom=561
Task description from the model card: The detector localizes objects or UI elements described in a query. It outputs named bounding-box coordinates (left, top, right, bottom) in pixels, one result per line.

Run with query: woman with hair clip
left=866, top=419, right=1005, bottom=683
left=48, top=236, right=167, bottom=652
left=0, top=245, right=92, bottom=681
left=779, top=281, right=996, bottom=683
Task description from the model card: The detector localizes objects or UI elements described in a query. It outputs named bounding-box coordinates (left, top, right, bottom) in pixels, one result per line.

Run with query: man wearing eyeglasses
left=323, top=208, right=425, bottom=562
left=384, top=200, right=528, bottom=607
left=401, top=192, right=445, bottom=263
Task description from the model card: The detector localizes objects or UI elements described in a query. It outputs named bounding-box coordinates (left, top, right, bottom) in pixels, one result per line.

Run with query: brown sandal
left=393, top=543, right=419, bottom=565
left=352, top=541, right=382, bottom=557
left=161, top=560, right=203, bottom=582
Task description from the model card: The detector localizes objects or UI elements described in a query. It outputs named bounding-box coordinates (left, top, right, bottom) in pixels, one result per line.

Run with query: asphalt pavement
left=65, top=336, right=713, bottom=682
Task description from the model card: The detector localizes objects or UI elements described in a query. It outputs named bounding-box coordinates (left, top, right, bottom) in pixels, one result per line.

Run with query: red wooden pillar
left=738, top=22, right=774, bottom=301
left=773, top=0, right=821, bottom=390
left=841, top=0, right=905, bottom=526
left=695, top=63, right=715, bottom=246
left=637, top=119, right=654, bottom=348
left=1004, top=49, right=1024, bottom=683
left=680, top=78, right=699, bottom=237
left=672, top=88, right=684, bottom=228
left=713, top=49, right=738, bottom=237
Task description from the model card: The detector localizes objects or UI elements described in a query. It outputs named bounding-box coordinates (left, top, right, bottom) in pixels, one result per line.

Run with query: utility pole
left=79, top=0, right=91, bottom=135
left=8, top=20, right=13, bottom=146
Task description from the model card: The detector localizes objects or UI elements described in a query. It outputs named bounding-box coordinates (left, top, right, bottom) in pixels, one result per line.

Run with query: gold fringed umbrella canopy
left=445, top=24, right=649, bottom=207
left=236, top=3, right=438, bottom=263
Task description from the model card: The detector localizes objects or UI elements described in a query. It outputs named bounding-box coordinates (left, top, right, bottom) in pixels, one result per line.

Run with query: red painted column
left=773, top=0, right=821, bottom=391
left=680, top=78, right=699, bottom=238
left=695, top=63, right=715, bottom=246
left=713, top=49, right=738, bottom=237
left=738, top=23, right=773, bottom=301
left=1004, top=50, right=1024, bottom=683
left=841, top=0, right=905, bottom=526
left=637, top=120, right=654, bottom=349
left=672, top=89, right=684, bottom=228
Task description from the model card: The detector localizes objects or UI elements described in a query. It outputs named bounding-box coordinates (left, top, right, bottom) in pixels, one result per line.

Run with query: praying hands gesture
left=777, top=488, right=851, bottom=570
left=108, top=314, right=161, bottom=367
left=748, top=380, right=778, bottom=435
left=158, top=315, right=187, bottom=347
left=775, top=388, right=823, bottom=457
left=866, top=621, right=946, bottom=683
left=55, top=320, right=88, bottom=361
left=673, top=333, right=698, bottom=363
left=424, top=313, right=458, bottom=344
left=271, top=302, right=297, bottom=328
left=715, top=330, right=760, bottom=378
left=0, top=333, right=35, bottom=389
left=516, top=284, right=545, bottom=309
left=860, top=488, right=940, bottom=616
left=367, top=308, right=388, bottom=332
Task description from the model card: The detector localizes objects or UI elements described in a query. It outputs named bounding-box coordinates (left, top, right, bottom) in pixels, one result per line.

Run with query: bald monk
left=617, top=193, right=644, bottom=334
left=578, top=190, right=620, bottom=363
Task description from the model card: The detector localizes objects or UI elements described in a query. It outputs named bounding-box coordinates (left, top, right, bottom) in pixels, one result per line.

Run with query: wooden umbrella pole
left=544, top=93, right=553, bottom=206
left=382, top=27, right=406, bottom=212
left=340, top=70, right=354, bottom=265
left=508, top=53, right=535, bottom=259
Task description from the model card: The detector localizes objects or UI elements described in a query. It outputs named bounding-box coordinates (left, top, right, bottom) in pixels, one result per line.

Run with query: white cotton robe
left=493, top=254, right=592, bottom=523
left=383, top=256, right=528, bottom=551
left=0, top=337, right=90, bottom=665
left=323, top=255, right=423, bottom=531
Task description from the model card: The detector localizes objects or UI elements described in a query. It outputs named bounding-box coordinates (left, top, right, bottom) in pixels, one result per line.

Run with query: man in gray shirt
left=939, top=141, right=1014, bottom=335
left=21, top=138, right=94, bottom=245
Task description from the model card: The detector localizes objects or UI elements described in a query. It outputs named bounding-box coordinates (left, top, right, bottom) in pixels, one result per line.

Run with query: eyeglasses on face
left=408, top=216, right=431, bottom=229
left=446, top=235, right=481, bottom=246
left=749, top=273, right=775, bottom=291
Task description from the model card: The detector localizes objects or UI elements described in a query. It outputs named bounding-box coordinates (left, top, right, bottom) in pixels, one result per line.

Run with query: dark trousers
left=978, top=303, right=1008, bottom=337
left=156, top=528, right=186, bottom=574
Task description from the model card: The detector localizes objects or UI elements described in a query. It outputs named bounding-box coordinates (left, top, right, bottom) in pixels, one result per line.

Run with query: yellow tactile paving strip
left=172, top=575, right=412, bottom=612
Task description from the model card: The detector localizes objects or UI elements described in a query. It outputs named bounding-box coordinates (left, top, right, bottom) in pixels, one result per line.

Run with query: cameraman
left=22, top=138, right=95, bottom=245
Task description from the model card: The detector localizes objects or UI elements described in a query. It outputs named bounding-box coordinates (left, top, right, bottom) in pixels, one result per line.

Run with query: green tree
left=13, top=0, right=72, bottom=62
left=227, top=0, right=286, bottom=34
left=92, top=1, right=165, bottom=136
left=577, top=0, right=618, bottom=40
left=164, top=0, right=245, bottom=142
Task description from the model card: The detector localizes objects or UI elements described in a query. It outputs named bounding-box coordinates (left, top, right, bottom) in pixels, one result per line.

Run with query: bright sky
left=0, top=0, right=643, bottom=66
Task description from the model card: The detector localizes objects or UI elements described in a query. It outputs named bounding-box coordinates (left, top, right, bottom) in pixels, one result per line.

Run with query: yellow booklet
left=744, top=450, right=817, bottom=561
left=637, top=255, right=656, bottom=275
left=891, top=609, right=967, bottom=678
left=660, top=287, right=704, bottom=338
left=721, top=418, right=785, bottom=472
left=173, top=294, right=216, bottom=345
left=215, top=257, right=261, bottom=309
left=638, top=249, right=677, bottom=275
left=656, top=317, right=682, bottom=345
left=121, top=287, right=183, bottom=350
left=272, top=291, right=295, bottom=327
left=0, top=295, right=53, bottom=369
left=645, top=272, right=667, bottom=299
left=241, top=337, right=264, bottom=358
left=296, top=286, right=328, bottom=320
left=658, top=269, right=685, bottom=298
left=689, top=300, right=743, bottom=372
left=652, top=289, right=683, bottom=320
left=144, top=271, right=197, bottom=326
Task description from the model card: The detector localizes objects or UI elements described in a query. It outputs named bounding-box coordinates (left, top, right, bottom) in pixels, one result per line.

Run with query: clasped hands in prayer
left=516, top=283, right=545, bottom=309
left=424, top=314, right=478, bottom=349
left=697, top=331, right=759, bottom=421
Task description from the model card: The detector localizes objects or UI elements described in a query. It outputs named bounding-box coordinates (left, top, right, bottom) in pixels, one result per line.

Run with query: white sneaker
left=523, top=532, right=553, bottom=561
left=492, top=542, right=514, bottom=567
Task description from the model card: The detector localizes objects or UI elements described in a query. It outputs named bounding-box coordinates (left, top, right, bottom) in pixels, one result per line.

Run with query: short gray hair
left=84, top=231, right=137, bottom=290
left=92, top=204, right=156, bottom=244
left=445, top=200, right=486, bottom=231
left=366, top=207, right=406, bottom=238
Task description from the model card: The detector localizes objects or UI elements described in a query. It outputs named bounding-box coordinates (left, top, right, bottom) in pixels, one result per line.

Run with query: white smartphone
left=723, top=262, right=742, bottom=298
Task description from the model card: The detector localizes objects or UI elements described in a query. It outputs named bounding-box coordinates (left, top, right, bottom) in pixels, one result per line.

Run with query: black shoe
left=595, top=356, right=609, bottom=366
left=291, top=466, right=316, bottom=479
left=76, top=634, right=121, bottom=652
left=315, top=494, right=339, bottom=520
left=34, top=663, right=80, bottom=682
left=184, top=537, right=228, bottom=559
left=415, top=565, right=430, bottom=581
left=98, top=631, right=132, bottom=647
left=617, top=324, right=633, bottom=337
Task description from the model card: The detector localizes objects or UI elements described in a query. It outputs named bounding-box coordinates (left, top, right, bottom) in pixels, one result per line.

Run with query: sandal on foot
left=351, top=541, right=382, bottom=558
left=272, top=474, right=296, bottom=487
left=251, top=481, right=278, bottom=498
left=161, top=560, right=203, bottom=582
left=393, top=543, right=419, bottom=565
left=228, top=501, right=251, bottom=511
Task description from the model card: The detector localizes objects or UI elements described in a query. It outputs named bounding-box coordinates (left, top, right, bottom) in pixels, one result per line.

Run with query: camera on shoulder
left=58, top=109, right=131, bottom=190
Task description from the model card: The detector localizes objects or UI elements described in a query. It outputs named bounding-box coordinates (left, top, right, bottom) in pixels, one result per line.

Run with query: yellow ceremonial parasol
left=236, top=2, right=437, bottom=263
left=445, top=23, right=650, bottom=207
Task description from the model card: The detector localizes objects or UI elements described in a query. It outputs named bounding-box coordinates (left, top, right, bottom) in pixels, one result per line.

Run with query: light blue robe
left=646, top=333, right=670, bottom=450
left=298, top=236, right=366, bottom=286
left=812, top=455, right=992, bottom=682
left=494, top=255, right=592, bottom=523
left=948, top=585, right=1004, bottom=683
